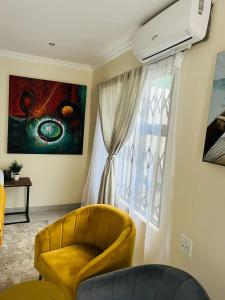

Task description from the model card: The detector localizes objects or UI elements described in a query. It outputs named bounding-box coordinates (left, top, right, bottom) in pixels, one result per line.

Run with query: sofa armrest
left=35, top=210, right=79, bottom=268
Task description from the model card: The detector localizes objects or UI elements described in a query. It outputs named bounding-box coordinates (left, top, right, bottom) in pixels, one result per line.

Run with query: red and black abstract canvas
left=8, top=75, right=87, bottom=154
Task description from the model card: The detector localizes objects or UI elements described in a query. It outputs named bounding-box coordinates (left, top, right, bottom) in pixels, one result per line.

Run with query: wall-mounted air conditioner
left=133, top=0, right=212, bottom=64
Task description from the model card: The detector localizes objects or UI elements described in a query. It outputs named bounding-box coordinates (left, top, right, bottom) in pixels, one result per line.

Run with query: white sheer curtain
left=82, top=114, right=107, bottom=206
left=142, top=54, right=183, bottom=264
left=82, top=67, right=146, bottom=206
left=82, top=53, right=183, bottom=264
left=116, top=53, right=183, bottom=264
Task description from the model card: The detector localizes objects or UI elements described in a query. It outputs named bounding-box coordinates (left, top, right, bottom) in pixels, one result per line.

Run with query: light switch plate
left=179, top=233, right=193, bottom=257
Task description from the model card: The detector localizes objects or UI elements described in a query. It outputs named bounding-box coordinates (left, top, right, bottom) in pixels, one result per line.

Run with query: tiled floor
left=4, top=209, right=71, bottom=225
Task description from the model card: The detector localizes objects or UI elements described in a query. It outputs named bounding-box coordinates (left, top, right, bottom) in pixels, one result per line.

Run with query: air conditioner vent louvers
left=142, top=37, right=193, bottom=62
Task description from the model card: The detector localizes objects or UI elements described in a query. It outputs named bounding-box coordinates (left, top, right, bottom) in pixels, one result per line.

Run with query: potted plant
left=9, top=161, right=23, bottom=181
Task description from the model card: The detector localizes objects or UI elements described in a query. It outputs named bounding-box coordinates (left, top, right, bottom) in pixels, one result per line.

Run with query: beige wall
left=1, top=0, right=223, bottom=295
left=0, top=57, right=92, bottom=208
left=171, top=1, right=225, bottom=299
left=92, top=1, right=224, bottom=299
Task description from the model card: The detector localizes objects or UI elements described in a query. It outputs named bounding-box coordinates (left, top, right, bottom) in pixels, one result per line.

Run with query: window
left=116, top=73, right=174, bottom=227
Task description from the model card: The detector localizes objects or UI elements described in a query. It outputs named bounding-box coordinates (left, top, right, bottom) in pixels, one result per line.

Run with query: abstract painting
left=8, top=75, right=87, bottom=154
left=203, top=51, right=225, bottom=166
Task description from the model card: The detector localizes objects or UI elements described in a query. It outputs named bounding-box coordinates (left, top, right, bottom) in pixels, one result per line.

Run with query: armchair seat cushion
left=38, top=244, right=102, bottom=297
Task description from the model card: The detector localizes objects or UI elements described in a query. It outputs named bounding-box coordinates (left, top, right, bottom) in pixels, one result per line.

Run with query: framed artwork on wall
left=203, top=51, right=225, bottom=166
left=7, top=75, right=87, bottom=155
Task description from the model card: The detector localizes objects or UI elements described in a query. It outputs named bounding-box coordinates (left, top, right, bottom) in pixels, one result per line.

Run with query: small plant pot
left=13, top=174, right=20, bottom=181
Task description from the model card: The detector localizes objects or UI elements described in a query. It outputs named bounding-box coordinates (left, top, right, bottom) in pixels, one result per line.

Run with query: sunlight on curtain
left=82, top=53, right=183, bottom=265
left=116, top=53, right=183, bottom=264
left=81, top=115, right=107, bottom=206
left=116, top=64, right=174, bottom=227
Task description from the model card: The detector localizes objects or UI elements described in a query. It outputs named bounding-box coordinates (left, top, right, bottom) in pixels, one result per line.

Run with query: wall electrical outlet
left=179, top=233, right=193, bottom=257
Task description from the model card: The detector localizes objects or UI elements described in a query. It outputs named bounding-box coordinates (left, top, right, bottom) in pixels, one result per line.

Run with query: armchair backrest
left=71, top=204, right=134, bottom=251
left=77, top=265, right=210, bottom=300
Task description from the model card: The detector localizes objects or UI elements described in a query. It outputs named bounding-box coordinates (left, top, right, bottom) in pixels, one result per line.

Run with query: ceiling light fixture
left=48, top=42, right=55, bottom=46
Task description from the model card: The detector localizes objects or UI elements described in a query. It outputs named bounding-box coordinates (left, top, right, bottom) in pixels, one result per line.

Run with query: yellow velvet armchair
left=35, top=204, right=136, bottom=300
left=0, top=184, right=6, bottom=247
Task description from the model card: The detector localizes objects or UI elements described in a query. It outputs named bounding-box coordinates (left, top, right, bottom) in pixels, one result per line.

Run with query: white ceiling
left=0, top=0, right=174, bottom=68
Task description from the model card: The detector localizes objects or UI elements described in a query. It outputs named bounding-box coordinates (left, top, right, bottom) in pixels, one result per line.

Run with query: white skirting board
left=5, top=202, right=81, bottom=214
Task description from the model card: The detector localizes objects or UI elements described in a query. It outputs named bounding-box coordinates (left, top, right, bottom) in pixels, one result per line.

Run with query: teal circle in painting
left=38, top=120, right=63, bottom=142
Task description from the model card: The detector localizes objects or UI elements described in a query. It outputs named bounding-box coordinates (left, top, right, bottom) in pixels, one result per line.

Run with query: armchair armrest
left=35, top=210, right=78, bottom=268
left=73, top=222, right=136, bottom=298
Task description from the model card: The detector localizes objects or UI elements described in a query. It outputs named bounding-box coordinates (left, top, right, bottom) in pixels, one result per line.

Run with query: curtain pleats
left=97, top=67, right=146, bottom=205
left=81, top=53, right=184, bottom=266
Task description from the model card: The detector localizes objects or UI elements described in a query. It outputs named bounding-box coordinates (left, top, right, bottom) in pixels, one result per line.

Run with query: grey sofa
left=77, top=265, right=210, bottom=300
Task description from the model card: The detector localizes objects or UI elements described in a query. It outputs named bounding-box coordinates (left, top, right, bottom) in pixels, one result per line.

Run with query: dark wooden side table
left=4, top=177, right=32, bottom=225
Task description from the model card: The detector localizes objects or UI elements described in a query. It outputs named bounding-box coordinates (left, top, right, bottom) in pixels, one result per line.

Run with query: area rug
left=0, top=221, right=48, bottom=292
